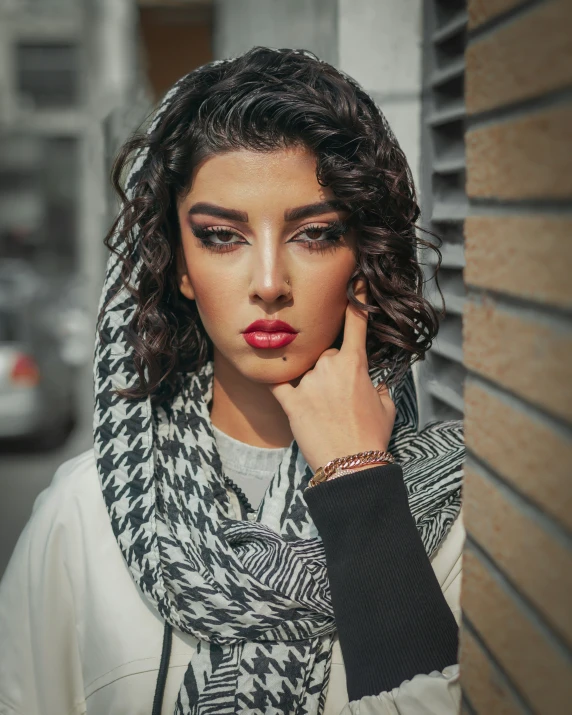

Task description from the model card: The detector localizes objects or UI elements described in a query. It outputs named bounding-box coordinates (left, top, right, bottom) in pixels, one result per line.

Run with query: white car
left=0, top=262, right=78, bottom=449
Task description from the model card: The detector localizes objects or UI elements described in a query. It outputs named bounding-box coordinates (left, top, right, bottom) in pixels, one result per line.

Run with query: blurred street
left=0, top=0, right=161, bottom=578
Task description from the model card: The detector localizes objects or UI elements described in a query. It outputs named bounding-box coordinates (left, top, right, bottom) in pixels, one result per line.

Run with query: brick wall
left=459, top=1, right=572, bottom=712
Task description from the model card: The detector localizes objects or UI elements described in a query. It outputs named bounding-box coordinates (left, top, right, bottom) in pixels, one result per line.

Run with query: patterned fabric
left=93, top=54, right=465, bottom=715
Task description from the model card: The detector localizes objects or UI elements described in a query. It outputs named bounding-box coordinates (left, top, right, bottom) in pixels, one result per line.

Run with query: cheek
left=300, top=260, right=355, bottom=329
left=190, top=270, right=238, bottom=327
left=308, top=277, right=346, bottom=312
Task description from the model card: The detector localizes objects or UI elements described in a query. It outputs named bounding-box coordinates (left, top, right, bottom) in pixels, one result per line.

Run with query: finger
left=376, top=382, right=395, bottom=412
left=375, top=381, right=390, bottom=396
left=267, top=381, right=296, bottom=410
left=340, top=279, right=369, bottom=357
left=320, top=348, right=339, bottom=359
left=376, top=382, right=392, bottom=403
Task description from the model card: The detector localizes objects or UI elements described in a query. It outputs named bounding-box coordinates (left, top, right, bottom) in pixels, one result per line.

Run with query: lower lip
left=242, top=331, right=298, bottom=349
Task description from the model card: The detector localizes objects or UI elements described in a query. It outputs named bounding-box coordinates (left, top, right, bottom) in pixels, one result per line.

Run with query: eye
left=302, top=228, right=329, bottom=240
left=292, top=221, right=348, bottom=250
left=191, top=225, right=246, bottom=252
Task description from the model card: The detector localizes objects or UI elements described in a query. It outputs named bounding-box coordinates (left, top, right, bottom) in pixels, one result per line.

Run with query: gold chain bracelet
left=307, top=449, right=395, bottom=489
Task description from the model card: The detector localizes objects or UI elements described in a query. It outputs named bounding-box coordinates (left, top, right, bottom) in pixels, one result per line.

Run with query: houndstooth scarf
left=93, top=54, right=465, bottom=715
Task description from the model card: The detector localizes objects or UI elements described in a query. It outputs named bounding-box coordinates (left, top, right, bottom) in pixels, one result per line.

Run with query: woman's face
left=176, top=145, right=359, bottom=385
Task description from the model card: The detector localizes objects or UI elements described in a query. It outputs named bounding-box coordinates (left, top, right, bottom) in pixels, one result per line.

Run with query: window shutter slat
left=418, top=0, right=468, bottom=424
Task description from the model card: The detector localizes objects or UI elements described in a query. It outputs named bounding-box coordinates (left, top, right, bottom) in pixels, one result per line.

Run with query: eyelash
left=191, top=221, right=348, bottom=253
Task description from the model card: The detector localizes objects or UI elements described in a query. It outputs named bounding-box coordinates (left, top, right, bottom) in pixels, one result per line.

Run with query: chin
left=213, top=333, right=341, bottom=384
left=240, top=354, right=312, bottom=384
left=213, top=343, right=313, bottom=385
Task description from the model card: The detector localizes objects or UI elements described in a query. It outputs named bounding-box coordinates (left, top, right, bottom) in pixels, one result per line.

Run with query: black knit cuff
left=304, top=464, right=459, bottom=701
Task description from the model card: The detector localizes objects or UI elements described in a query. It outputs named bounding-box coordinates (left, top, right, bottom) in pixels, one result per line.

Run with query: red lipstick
left=242, top=319, right=299, bottom=349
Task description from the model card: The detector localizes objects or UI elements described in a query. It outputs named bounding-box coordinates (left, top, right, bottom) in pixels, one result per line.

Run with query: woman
left=0, top=48, right=465, bottom=714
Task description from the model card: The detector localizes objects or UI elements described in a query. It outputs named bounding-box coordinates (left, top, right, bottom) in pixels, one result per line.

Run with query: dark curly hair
left=102, top=47, right=445, bottom=404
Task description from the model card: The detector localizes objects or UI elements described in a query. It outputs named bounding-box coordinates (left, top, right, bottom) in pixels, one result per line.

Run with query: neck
left=209, top=349, right=294, bottom=449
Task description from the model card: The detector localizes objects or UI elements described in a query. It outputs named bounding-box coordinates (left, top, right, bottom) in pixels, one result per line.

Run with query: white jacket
left=0, top=450, right=464, bottom=715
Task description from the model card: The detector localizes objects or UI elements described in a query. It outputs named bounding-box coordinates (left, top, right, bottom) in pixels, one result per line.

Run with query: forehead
left=181, top=145, right=334, bottom=209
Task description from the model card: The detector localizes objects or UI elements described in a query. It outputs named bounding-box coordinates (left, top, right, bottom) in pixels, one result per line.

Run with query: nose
left=248, top=240, right=291, bottom=304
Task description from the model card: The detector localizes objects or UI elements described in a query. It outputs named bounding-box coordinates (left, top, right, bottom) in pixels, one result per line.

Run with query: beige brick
left=466, top=105, right=572, bottom=199
left=464, top=216, right=572, bottom=310
left=464, top=381, right=572, bottom=531
left=459, top=627, right=525, bottom=715
left=466, top=0, right=572, bottom=114
left=462, top=548, right=572, bottom=712
left=463, top=464, right=572, bottom=645
left=463, top=299, right=572, bottom=423
left=468, top=0, right=524, bottom=29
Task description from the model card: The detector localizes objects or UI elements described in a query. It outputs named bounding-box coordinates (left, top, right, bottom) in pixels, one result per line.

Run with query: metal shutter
left=418, top=0, right=468, bottom=426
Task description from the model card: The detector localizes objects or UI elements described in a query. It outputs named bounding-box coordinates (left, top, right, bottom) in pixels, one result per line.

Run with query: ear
left=176, top=244, right=195, bottom=301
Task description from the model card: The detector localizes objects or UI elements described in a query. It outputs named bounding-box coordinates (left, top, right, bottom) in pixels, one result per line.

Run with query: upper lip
left=243, top=319, right=298, bottom=333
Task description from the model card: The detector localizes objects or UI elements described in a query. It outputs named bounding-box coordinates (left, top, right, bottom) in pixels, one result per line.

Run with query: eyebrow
left=284, top=200, right=349, bottom=221
left=187, top=199, right=349, bottom=223
left=188, top=203, right=248, bottom=222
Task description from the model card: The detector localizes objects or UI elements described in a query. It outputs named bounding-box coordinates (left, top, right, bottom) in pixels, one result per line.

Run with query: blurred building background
left=0, top=0, right=570, bottom=711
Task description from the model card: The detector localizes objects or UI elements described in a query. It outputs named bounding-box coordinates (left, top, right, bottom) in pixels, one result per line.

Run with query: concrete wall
left=338, top=0, right=422, bottom=190
left=459, top=1, right=572, bottom=711
left=213, top=0, right=339, bottom=66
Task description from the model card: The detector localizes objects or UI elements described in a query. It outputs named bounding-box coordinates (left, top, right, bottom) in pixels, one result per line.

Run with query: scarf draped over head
left=93, top=53, right=464, bottom=715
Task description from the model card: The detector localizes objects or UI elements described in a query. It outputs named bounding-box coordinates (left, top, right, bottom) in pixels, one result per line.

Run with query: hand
left=268, top=281, right=396, bottom=474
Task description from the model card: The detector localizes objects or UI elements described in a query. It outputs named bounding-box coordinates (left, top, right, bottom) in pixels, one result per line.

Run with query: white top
left=0, top=446, right=464, bottom=715
left=211, top=423, right=288, bottom=509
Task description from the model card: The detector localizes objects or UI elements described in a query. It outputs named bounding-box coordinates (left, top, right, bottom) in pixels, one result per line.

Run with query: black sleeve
left=303, top=464, right=459, bottom=702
